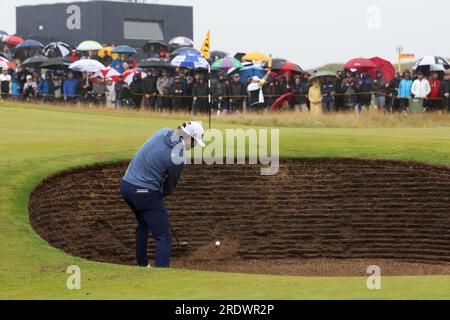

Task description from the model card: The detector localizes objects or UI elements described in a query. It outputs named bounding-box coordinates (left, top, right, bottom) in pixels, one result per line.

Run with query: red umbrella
left=271, top=92, right=295, bottom=110
left=3, top=36, right=24, bottom=46
left=344, top=58, right=377, bottom=70
left=369, top=57, right=395, bottom=83
left=279, top=62, right=303, bottom=74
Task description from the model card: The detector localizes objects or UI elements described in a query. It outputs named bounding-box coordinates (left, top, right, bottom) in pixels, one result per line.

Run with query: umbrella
left=137, top=57, right=170, bottom=69
left=344, top=58, right=377, bottom=70
left=0, top=30, right=7, bottom=35
left=242, top=52, right=270, bottom=63
left=211, top=57, right=243, bottom=71
left=69, top=59, right=105, bottom=73
left=40, top=57, right=73, bottom=70
left=309, top=71, right=337, bottom=82
left=271, top=58, right=288, bottom=70
left=230, top=65, right=267, bottom=84
left=369, top=57, right=395, bottom=83
left=112, top=45, right=137, bottom=55
left=234, top=52, right=246, bottom=62
left=412, top=56, right=450, bottom=73
left=77, top=41, right=103, bottom=51
left=171, top=47, right=202, bottom=58
left=272, top=93, right=295, bottom=110
left=2, top=36, right=23, bottom=46
left=279, top=62, right=303, bottom=74
left=91, top=67, right=121, bottom=82
left=21, top=56, right=49, bottom=68
left=210, top=50, right=229, bottom=60
left=15, top=39, right=44, bottom=50
left=122, top=69, right=147, bottom=85
left=143, top=40, right=169, bottom=53
left=171, top=53, right=209, bottom=69
left=0, top=57, right=14, bottom=70
left=43, top=42, right=71, bottom=58
left=169, top=36, right=194, bottom=48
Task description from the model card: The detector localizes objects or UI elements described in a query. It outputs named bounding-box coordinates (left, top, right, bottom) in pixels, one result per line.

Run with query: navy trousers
left=120, top=179, right=171, bottom=268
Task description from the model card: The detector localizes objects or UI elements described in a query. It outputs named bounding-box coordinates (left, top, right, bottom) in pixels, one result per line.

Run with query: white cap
left=181, top=121, right=205, bottom=147
left=252, top=76, right=261, bottom=82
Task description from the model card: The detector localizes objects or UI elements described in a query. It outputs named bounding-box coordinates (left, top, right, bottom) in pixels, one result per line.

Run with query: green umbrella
left=211, top=57, right=243, bottom=71
left=309, top=70, right=337, bottom=82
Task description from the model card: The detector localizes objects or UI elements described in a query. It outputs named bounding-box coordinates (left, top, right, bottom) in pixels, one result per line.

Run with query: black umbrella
left=137, top=57, right=170, bottom=69
left=40, top=57, right=73, bottom=70
left=143, top=40, right=169, bottom=54
left=21, top=55, right=49, bottom=68
left=234, top=52, right=246, bottom=62
left=210, top=50, right=229, bottom=59
left=271, top=58, right=288, bottom=70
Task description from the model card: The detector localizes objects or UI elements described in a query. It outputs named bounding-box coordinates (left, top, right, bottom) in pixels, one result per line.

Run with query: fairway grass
left=1, top=102, right=450, bottom=300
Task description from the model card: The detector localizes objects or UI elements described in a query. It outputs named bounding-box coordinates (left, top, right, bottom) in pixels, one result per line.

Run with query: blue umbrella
left=171, top=53, right=209, bottom=69
left=112, top=45, right=137, bottom=55
left=15, top=39, right=44, bottom=50
left=232, top=65, right=268, bottom=84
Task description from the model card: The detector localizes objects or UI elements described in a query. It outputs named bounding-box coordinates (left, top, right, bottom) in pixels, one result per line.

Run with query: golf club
left=170, top=223, right=189, bottom=247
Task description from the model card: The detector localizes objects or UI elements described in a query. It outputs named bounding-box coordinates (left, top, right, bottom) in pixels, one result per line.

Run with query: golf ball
left=215, top=241, right=221, bottom=246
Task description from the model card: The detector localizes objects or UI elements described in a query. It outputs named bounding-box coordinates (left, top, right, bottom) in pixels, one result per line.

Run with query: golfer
left=120, top=122, right=205, bottom=268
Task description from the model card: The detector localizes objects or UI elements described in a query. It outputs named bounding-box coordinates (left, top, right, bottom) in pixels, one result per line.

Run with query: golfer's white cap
left=181, top=121, right=205, bottom=147
left=252, top=76, right=261, bottom=82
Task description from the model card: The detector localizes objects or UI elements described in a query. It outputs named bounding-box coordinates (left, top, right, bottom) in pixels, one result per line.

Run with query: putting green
left=1, top=103, right=450, bottom=300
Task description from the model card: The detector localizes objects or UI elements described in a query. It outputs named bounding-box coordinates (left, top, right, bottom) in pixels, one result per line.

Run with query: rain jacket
left=398, top=79, right=413, bottom=98
left=308, top=82, right=322, bottom=115
left=123, top=128, right=185, bottom=197
left=372, top=76, right=387, bottom=97
left=428, top=79, right=441, bottom=100
left=38, top=79, right=55, bottom=96
left=411, top=79, right=431, bottom=98
left=63, top=78, right=79, bottom=98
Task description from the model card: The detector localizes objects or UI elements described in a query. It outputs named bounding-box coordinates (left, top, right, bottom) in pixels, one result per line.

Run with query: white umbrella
left=69, top=59, right=105, bottom=73
left=169, top=36, right=194, bottom=48
left=412, top=56, right=450, bottom=71
left=0, top=57, right=14, bottom=70
left=77, top=40, right=103, bottom=51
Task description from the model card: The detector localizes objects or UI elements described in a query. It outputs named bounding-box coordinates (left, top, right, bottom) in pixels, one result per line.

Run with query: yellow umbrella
left=242, top=52, right=270, bottom=63
left=98, top=46, right=119, bottom=59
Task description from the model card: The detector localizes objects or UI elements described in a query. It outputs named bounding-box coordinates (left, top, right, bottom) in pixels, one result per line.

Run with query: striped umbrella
left=43, top=42, right=71, bottom=58
left=0, top=57, right=14, bottom=70
left=91, top=67, right=121, bottom=82
left=211, top=57, right=243, bottom=71
left=171, top=53, right=209, bottom=69
left=413, top=56, right=450, bottom=72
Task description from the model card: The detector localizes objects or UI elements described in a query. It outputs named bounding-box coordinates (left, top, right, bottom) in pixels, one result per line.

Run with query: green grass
left=1, top=102, right=450, bottom=300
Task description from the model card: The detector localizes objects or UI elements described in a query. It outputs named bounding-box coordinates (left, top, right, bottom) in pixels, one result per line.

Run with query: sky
left=1, top=0, right=449, bottom=69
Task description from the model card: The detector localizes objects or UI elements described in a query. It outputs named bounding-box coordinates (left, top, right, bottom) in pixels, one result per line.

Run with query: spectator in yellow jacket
left=308, top=79, right=322, bottom=115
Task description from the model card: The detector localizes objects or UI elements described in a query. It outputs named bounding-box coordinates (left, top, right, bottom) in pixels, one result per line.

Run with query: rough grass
left=1, top=101, right=450, bottom=300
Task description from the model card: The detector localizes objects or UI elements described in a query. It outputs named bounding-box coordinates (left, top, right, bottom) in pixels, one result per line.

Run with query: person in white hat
left=247, top=68, right=272, bottom=112
left=120, top=121, right=205, bottom=268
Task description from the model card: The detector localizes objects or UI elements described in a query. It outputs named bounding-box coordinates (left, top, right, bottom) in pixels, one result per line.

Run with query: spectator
left=321, top=77, right=336, bottom=113
left=111, top=58, right=125, bottom=74
left=356, top=70, right=373, bottom=113
left=440, top=70, right=450, bottom=113
left=114, top=75, right=127, bottom=108
left=142, top=70, right=157, bottom=111
left=387, top=72, right=401, bottom=112
left=248, top=68, right=271, bottom=112
left=156, top=70, right=172, bottom=111
left=185, top=76, right=195, bottom=112
left=170, top=75, right=186, bottom=112
left=38, top=73, right=55, bottom=102
left=427, top=72, right=441, bottom=111
left=292, top=76, right=309, bottom=112
left=372, top=70, right=387, bottom=113
left=105, top=78, right=116, bottom=108
left=53, top=75, right=63, bottom=100
left=411, top=71, right=431, bottom=99
left=308, top=78, right=322, bottom=115
left=130, top=75, right=143, bottom=109
left=192, top=77, right=209, bottom=115
left=22, top=75, right=37, bottom=100
left=93, top=76, right=107, bottom=105
left=68, top=50, right=79, bottom=62
left=63, top=72, right=79, bottom=102
left=11, top=71, right=23, bottom=100
left=341, top=71, right=358, bottom=111
left=398, top=71, right=413, bottom=111
left=212, top=74, right=228, bottom=113
left=0, top=68, right=11, bottom=99
left=101, top=50, right=113, bottom=67
left=229, top=74, right=246, bottom=113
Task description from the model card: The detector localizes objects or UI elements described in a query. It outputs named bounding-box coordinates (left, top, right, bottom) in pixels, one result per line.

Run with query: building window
left=124, top=20, right=164, bottom=40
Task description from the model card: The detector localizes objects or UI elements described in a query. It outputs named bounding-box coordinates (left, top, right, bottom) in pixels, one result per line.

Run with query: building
left=16, top=1, right=193, bottom=48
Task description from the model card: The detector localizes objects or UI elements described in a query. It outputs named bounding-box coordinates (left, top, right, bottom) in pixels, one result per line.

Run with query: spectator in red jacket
left=428, top=72, right=441, bottom=111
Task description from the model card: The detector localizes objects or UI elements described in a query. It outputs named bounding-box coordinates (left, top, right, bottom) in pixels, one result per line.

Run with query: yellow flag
left=200, top=31, right=210, bottom=60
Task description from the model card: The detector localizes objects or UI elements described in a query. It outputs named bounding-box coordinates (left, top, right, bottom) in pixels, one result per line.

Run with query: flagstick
left=208, top=63, right=212, bottom=130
